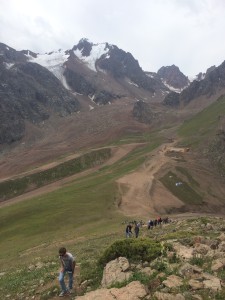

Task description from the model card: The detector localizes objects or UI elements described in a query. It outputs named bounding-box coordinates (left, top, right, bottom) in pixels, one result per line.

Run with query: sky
left=1, top=0, right=225, bottom=77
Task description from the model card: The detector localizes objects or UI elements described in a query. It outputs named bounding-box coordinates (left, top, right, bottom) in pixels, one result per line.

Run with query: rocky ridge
left=163, top=61, right=225, bottom=107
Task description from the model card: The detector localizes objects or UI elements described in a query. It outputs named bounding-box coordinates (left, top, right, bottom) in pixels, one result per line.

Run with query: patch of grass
left=0, top=264, right=56, bottom=295
left=178, top=95, right=225, bottom=147
left=0, top=148, right=111, bottom=201
left=0, top=140, right=163, bottom=270
left=175, top=166, right=200, bottom=187
left=161, top=230, right=197, bottom=241
left=159, top=171, right=203, bottom=205
left=189, top=255, right=206, bottom=267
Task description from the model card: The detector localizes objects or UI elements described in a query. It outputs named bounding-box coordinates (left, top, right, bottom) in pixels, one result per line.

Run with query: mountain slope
left=0, top=43, right=80, bottom=144
left=0, top=39, right=170, bottom=146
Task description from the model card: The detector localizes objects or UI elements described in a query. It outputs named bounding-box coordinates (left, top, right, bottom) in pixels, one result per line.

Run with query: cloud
left=0, top=0, right=225, bottom=76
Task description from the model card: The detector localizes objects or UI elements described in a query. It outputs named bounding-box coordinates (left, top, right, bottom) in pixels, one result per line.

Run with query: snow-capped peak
left=73, top=43, right=109, bottom=72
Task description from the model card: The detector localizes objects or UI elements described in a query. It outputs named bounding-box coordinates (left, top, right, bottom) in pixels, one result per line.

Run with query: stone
left=202, top=273, right=221, bottom=291
left=179, top=262, right=202, bottom=278
left=173, top=243, right=193, bottom=259
left=211, top=258, right=225, bottom=272
left=154, top=291, right=185, bottom=300
left=76, top=281, right=147, bottom=300
left=163, top=275, right=183, bottom=288
left=101, top=257, right=132, bottom=288
left=188, top=279, right=204, bottom=290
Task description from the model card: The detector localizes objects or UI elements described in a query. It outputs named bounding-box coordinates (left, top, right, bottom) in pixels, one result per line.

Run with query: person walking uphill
left=125, top=223, right=132, bottom=238
left=134, top=221, right=140, bottom=238
left=58, top=247, right=76, bottom=297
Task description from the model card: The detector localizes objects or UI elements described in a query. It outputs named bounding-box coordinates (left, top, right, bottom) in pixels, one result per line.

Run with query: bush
left=98, top=238, right=162, bottom=267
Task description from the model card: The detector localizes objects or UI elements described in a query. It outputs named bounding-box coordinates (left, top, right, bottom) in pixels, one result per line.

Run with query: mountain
left=163, top=61, right=225, bottom=108
left=145, top=65, right=189, bottom=94
left=132, top=100, right=157, bottom=124
left=27, top=38, right=169, bottom=103
left=1, top=38, right=225, bottom=186
left=0, top=39, right=175, bottom=145
left=157, top=64, right=190, bottom=91
left=0, top=43, right=80, bottom=144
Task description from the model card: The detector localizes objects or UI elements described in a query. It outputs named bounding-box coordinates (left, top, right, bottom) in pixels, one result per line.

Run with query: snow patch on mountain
left=162, top=80, right=188, bottom=93
left=74, top=43, right=109, bottom=72
left=27, top=50, right=70, bottom=89
left=4, top=62, right=14, bottom=69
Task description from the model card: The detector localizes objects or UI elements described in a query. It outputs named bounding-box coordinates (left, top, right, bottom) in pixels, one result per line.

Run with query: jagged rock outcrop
left=132, top=100, right=156, bottom=123
left=71, top=39, right=167, bottom=94
left=64, top=68, right=95, bottom=95
left=97, top=44, right=165, bottom=93
left=163, top=91, right=180, bottom=107
left=72, top=38, right=92, bottom=57
left=157, top=65, right=189, bottom=90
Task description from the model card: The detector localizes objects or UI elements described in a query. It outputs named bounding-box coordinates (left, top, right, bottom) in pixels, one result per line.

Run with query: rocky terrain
left=77, top=216, right=225, bottom=300
left=4, top=216, right=225, bottom=300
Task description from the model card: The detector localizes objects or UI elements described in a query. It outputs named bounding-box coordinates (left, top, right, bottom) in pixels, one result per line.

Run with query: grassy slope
left=2, top=91, right=225, bottom=265
left=1, top=96, right=225, bottom=297
left=158, top=95, right=225, bottom=205
left=178, top=95, right=225, bottom=147
left=0, top=133, right=162, bottom=270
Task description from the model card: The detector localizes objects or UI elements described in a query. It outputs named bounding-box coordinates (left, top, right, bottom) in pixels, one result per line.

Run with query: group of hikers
left=125, top=216, right=170, bottom=238
left=57, top=217, right=170, bottom=296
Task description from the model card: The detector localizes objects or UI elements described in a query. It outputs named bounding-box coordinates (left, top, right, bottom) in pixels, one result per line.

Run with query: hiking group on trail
left=125, top=216, right=170, bottom=238
left=57, top=218, right=170, bottom=296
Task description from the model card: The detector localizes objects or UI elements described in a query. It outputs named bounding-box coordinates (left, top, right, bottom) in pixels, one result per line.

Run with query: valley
left=1, top=39, right=225, bottom=299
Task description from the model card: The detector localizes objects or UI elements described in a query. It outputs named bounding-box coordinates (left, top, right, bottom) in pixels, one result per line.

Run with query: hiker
left=150, top=219, right=154, bottom=229
left=125, top=223, right=132, bottom=238
left=58, top=247, right=76, bottom=297
left=134, top=221, right=140, bottom=238
left=158, top=217, right=162, bottom=227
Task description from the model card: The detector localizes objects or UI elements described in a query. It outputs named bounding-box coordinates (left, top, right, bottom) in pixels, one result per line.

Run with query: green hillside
left=178, top=95, right=225, bottom=147
left=1, top=97, right=225, bottom=299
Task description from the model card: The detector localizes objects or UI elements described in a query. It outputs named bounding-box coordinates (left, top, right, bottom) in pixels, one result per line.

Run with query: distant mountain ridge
left=1, top=38, right=225, bottom=146
left=0, top=39, right=190, bottom=145
left=163, top=61, right=225, bottom=107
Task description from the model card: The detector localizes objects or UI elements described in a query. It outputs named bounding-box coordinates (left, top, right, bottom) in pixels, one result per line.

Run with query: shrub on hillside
left=98, top=238, right=162, bottom=267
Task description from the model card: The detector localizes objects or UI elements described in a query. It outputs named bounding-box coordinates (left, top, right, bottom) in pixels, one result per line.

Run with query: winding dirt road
left=116, top=142, right=186, bottom=217
left=0, top=143, right=144, bottom=208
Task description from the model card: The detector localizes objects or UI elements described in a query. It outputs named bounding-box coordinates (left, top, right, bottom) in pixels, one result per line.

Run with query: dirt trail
left=0, top=143, right=144, bottom=208
left=116, top=142, right=187, bottom=218
left=0, top=140, right=188, bottom=217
